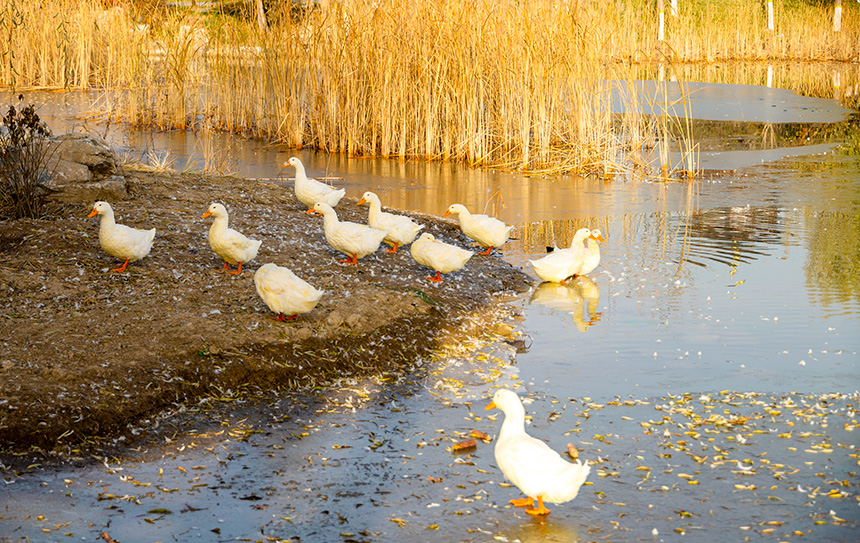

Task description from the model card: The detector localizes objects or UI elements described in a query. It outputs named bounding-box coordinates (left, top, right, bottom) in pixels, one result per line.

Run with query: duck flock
left=85, top=156, right=603, bottom=516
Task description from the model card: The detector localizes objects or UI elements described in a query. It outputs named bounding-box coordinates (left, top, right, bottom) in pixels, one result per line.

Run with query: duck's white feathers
left=287, top=157, right=345, bottom=208
left=578, top=228, right=604, bottom=276
left=89, top=201, right=156, bottom=263
left=358, top=191, right=423, bottom=248
left=311, top=202, right=386, bottom=260
left=529, top=228, right=592, bottom=283
left=410, top=233, right=472, bottom=275
left=203, top=203, right=262, bottom=266
left=254, top=263, right=323, bottom=317
left=444, top=203, right=513, bottom=250
left=489, top=389, right=590, bottom=505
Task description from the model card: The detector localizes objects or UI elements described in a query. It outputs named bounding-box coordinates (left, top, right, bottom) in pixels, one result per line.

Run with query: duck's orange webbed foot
left=229, top=262, right=243, bottom=275
left=275, top=313, right=297, bottom=322
left=478, top=246, right=493, bottom=256
left=427, top=271, right=443, bottom=283
left=524, top=495, right=551, bottom=516
left=509, top=497, right=534, bottom=508
left=112, top=259, right=130, bottom=273
left=384, top=243, right=399, bottom=253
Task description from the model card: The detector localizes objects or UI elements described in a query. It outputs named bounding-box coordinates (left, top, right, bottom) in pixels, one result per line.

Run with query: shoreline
left=0, top=164, right=532, bottom=456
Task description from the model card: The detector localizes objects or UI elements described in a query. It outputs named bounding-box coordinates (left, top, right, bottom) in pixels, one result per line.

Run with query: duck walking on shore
left=357, top=191, right=423, bottom=253
left=87, top=201, right=156, bottom=273
left=201, top=203, right=262, bottom=275
left=254, top=263, right=324, bottom=321
left=285, top=157, right=346, bottom=211
left=410, top=233, right=473, bottom=282
left=443, top=203, right=513, bottom=255
left=307, top=202, right=387, bottom=265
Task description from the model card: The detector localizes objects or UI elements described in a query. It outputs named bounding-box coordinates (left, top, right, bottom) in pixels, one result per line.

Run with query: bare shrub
left=0, top=96, right=52, bottom=219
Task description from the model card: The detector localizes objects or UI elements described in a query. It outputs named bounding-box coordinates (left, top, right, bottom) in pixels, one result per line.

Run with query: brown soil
left=0, top=165, right=530, bottom=455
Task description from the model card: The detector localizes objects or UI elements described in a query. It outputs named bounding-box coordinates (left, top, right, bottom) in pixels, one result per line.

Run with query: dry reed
left=3, top=0, right=857, bottom=177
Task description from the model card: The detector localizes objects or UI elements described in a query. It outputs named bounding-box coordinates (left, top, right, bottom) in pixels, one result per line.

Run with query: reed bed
left=3, top=0, right=857, bottom=177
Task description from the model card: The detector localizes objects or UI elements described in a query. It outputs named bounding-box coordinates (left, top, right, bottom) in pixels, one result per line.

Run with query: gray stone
left=46, top=158, right=92, bottom=185
left=41, top=133, right=127, bottom=203
left=47, top=134, right=116, bottom=175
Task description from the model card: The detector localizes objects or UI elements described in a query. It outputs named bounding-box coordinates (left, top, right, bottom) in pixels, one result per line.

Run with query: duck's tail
left=545, top=459, right=591, bottom=504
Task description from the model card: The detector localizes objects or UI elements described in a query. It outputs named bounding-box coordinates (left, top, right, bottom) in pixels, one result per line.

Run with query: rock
left=45, top=174, right=128, bottom=203
left=42, top=133, right=127, bottom=203
left=326, top=311, right=344, bottom=328
left=294, top=327, right=313, bottom=341
left=48, top=134, right=116, bottom=175
left=345, top=314, right=361, bottom=329
left=48, top=159, right=92, bottom=184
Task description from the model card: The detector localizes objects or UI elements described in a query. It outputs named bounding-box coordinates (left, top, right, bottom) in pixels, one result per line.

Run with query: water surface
left=1, top=80, right=858, bottom=542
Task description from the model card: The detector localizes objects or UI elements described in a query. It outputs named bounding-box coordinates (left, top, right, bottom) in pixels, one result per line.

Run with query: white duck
left=485, top=388, right=591, bottom=516
left=410, top=232, right=473, bottom=283
left=443, top=203, right=513, bottom=255
left=254, top=263, right=324, bottom=321
left=357, top=191, right=423, bottom=253
left=307, top=202, right=387, bottom=265
left=285, top=157, right=346, bottom=210
left=87, top=201, right=156, bottom=273
left=201, top=203, right=262, bottom=275
left=577, top=228, right=605, bottom=276
left=529, top=228, right=592, bottom=284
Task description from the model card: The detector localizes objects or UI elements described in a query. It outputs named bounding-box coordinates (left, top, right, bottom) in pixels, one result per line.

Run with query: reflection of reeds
left=518, top=217, right=612, bottom=255
left=4, top=0, right=857, bottom=175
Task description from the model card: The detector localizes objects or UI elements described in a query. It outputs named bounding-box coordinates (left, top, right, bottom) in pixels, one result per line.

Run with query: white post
left=658, top=0, right=665, bottom=41
left=834, top=1, right=843, bottom=32
left=767, top=65, right=773, bottom=88
left=671, top=0, right=679, bottom=17
left=833, top=70, right=842, bottom=100
left=767, top=0, right=774, bottom=31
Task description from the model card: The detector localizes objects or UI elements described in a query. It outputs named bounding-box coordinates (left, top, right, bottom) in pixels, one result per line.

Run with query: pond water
left=1, top=80, right=859, bottom=542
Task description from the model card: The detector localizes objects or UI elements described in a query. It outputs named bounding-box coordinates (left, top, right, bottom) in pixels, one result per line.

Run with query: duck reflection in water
left=530, top=276, right=601, bottom=332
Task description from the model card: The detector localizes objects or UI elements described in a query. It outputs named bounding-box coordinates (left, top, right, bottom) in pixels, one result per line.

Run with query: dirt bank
left=0, top=165, right=531, bottom=455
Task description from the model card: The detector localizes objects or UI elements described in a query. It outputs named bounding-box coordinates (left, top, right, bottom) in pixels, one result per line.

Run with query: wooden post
left=767, top=0, right=774, bottom=31
left=834, top=1, right=843, bottom=32
left=658, top=0, right=665, bottom=41
left=255, top=0, right=268, bottom=32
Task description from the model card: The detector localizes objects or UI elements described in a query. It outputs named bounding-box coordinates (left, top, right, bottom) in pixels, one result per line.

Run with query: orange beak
left=201, top=210, right=212, bottom=219
left=591, top=233, right=606, bottom=242
left=357, top=197, right=367, bottom=206
left=442, top=210, right=451, bottom=218
left=87, top=208, right=98, bottom=218
left=306, top=208, right=318, bottom=215
left=485, top=401, right=497, bottom=411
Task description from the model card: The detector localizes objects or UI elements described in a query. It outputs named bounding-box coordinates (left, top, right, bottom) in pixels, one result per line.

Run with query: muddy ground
left=0, top=164, right=531, bottom=456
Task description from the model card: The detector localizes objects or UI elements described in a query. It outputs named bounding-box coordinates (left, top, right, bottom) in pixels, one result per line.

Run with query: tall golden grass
left=3, top=0, right=857, bottom=176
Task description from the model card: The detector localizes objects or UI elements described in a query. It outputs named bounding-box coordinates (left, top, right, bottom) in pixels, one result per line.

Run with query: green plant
left=0, top=95, right=52, bottom=219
